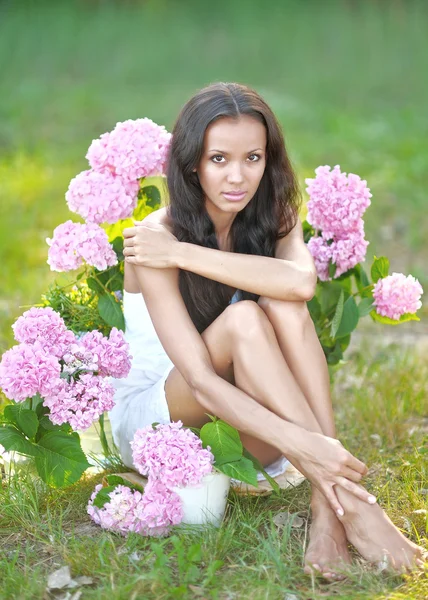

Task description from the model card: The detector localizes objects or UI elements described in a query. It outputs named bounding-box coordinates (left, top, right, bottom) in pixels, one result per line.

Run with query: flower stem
left=98, top=413, right=111, bottom=457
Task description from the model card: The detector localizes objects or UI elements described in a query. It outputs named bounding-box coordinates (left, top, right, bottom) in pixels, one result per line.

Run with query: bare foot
left=304, top=503, right=352, bottom=580
left=336, top=487, right=427, bottom=572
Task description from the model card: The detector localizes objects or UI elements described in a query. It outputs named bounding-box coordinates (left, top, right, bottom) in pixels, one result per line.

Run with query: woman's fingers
left=335, top=477, right=377, bottom=504
left=321, top=483, right=344, bottom=516
left=346, top=454, right=368, bottom=476
left=341, top=466, right=363, bottom=483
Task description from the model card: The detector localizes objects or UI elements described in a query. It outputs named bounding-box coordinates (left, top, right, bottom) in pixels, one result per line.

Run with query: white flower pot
left=173, top=471, right=231, bottom=527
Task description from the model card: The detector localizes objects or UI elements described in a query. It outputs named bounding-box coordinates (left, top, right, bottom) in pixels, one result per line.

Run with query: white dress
left=108, top=290, right=290, bottom=479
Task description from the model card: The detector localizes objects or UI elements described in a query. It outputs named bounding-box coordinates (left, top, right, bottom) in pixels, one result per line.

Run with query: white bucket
left=173, top=471, right=231, bottom=527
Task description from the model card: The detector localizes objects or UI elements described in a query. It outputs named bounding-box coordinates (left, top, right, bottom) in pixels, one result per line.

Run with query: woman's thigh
left=164, top=300, right=283, bottom=468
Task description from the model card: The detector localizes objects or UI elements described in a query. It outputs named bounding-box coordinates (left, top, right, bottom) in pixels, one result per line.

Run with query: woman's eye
left=211, top=154, right=261, bottom=164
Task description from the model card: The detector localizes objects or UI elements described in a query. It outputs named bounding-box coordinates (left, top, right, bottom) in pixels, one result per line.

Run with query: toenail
left=368, top=495, right=377, bottom=504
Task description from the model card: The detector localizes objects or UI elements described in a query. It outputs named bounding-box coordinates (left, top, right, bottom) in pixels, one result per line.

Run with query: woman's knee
left=258, top=296, right=311, bottom=324
left=224, top=300, right=273, bottom=340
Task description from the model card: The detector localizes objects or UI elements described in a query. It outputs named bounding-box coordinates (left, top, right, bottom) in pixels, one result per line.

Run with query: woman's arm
left=124, top=218, right=317, bottom=302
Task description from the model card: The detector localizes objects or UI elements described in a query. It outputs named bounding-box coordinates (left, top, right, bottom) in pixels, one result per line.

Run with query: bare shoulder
left=143, top=207, right=173, bottom=231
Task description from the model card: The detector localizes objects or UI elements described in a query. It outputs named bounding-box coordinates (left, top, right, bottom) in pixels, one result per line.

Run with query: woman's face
left=195, top=115, right=267, bottom=220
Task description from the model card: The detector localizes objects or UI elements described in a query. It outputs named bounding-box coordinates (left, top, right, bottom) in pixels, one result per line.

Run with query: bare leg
left=258, top=297, right=350, bottom=578
left=258, top=297, right=426, bottom=573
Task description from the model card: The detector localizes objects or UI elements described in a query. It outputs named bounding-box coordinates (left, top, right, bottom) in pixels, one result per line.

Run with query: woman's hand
left=291, top=430, right=375, bottom=516
left=123, top=221, right=179, bottom=269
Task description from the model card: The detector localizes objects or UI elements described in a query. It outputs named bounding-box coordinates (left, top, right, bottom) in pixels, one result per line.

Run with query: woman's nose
left=227, top=163, right=244, bottom=184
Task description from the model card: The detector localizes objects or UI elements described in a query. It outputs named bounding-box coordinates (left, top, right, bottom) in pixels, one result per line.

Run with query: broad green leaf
left=3, top=405, right=39, bottom=439
left=335, top=296, right=359, bottom=338
left=97, top=293, right=125, bottom=330
left=328, top=261, right=337, bottom=279
left=217, top=456, right=259, bottom=486
left=111, top=236, right=124, bottom=261
left=96, top=265, right=123, bottom=292
left=371, top=256, right=390, bottom=283
left=87, top=276, right=104, bottom=295
left=35, top=431, right=91, bottom=488
left=354, top=264, right=370, bottom=288
left=358, top=297, right=374, bottom=317
left=307, top=296, right=321, bottom=322
left=0, top=425, right=40, bottom=457
left=301, top=220, right=314, bottom=243
left=104, top=474, right=145, bottom=494
left=242, top=448, right=280, bottom=493
left=370, top=310, right=420, bottom=325
left=200, top=420, right=243, bottom=466
left=318, top=281, right=347, bottom=316
left=141, top=185, right=161, bottom=209
left=326, top=342, right=344, bottom=366
left=330, top=289, right=344, bottom=338
left=92, top=485, right=118, bottom=509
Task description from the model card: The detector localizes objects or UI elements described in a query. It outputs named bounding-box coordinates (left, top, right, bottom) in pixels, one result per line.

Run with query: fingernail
left=368, top=495, right=377, bottom=504
left=337, top=508, right=344, bottom=516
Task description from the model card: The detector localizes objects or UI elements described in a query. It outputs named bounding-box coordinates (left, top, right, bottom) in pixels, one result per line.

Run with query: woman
left=109, top=82, right=424, bottom=577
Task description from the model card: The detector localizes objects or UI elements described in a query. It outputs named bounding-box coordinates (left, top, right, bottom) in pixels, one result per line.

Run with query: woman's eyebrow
left=208, top=147, right=264, bottom=154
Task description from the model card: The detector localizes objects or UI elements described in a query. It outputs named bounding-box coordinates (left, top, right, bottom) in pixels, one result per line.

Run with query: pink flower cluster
left=0, top=308, right=131, bottom=431
left=0, top=342, right=61, bottom=402
left=66, top=170, right=140, bottom=224
left=306, top=166, right=371, bottom=281
left=44, top=374, right=116, bottom=431
left=373, top=273, right=423, bottom=320
left=88, top=422, right=214, bottom=537
left=12, top=306, right=75, bottom=358
left=87, top=479, right=183, bottom=538
left=47, top=220, right=117, bottom=272
left=50, top=117, right=171, bottom=272
left=86, top=118, right=171, bottom=182
left=131, top=421, right=214, bottom=488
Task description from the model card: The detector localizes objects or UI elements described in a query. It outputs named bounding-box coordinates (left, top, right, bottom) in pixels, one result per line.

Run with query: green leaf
left=301, top=220, right=314, bottom=243
left=97, top=293, right=125, bottom=330
left=142, top=185, right=161, bottom=209
left=371, top=256, right=390, bottom=283
left=318, top=281, right=346, bottom=316
left=354, top=264, right=370, bottom=288
left=242, top=448, right=280, bottom=493
left=87, top=276, right=104, bottom=295
left=35, top=431, right=91, bottom=488
left=217, top=456, right=259, bottom=486
left=326, top=342, right=344, bottom=365
left=307, top=295, right=321, bottom=322
left=96, top=266, right=123, bottom=292
left=104, top=474, right=145, bottom=494
left=370, top=310, right=420, bottom=325
left=3, top=405, right=39, bottom=439
left=92, top=485, right=118, bottom=509
left=358, top=297, right=374, bottom=317
left=328, top=261, right=337, bottom=279
left=335, top=296, right=359, bottom=338
left=111, top=236, right=124, bottom=261
left=0, top=425, right=40, bottom=457
left=200, top=420, right=243, bottom=466
left=330, top=289, right=344, bottom=339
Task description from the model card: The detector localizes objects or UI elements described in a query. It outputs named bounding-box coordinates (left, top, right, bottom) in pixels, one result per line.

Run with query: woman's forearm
left=176, top=242, right=316, bottom=302
left=191, top=369, right=304, bottom=459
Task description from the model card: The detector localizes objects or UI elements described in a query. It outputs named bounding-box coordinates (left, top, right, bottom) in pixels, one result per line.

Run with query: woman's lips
left=222, top=192, right=247, bottom=201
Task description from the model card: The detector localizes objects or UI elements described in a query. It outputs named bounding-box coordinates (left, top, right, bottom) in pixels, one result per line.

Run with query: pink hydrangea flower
left=47, top=220, right=117, bottom=272
left=132, top=479, right=183, bottom=537
left=12, top=307, right=75, bottom=358
left=79, top=328, right=131, bottom=378
left=0, top=342, right=62, bottom=402
left=307, top=227, right=369, bottom=281
left=87, top=480, right=183, bottom=537
left=305, top=165, right=372, bottom=238
left=373, top=273, right=423, bottom=320
left=43, top=373, right=115, bottom=431
left=131, top=421, right=214, bottom=488
left=66, top=169, right=139, bottom=224
left=86, top=118, right=171, bottom=181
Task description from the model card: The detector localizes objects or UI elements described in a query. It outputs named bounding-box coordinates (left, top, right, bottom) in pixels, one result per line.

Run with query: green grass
left=1, top=0, right=428, bottom=350
left=1, top=344, right=427, bottom=599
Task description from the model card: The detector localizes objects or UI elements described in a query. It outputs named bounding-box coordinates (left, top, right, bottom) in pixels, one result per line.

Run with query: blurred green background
left=1, top=0, right=427, bottom=352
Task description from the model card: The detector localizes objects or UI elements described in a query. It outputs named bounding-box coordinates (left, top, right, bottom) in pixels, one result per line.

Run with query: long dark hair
left=166, top=82, right=301, bottom=333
